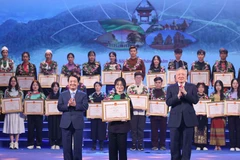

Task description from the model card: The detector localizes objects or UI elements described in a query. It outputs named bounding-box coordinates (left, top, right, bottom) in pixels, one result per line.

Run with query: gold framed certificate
left=102, top=100, right=130, bottom=122
left=167, top=70, right=176, bottom=84
left=193, top=99, right=211, bottom=115
left=38, top=74, right=58, bottom=88
left=224, top=100, right=240, bottom=116
left=81, top=75, right=100, bottom=89
left=45, top=100, right=62, bottom=115
left=0, top=72, right=15, bottom=86
left=146, top=73, right=167, bottom=88
left=122, top=71, right=141, bottom=86
left=190, top=71, right=210, bottom=86
left=129, top=94, right=149, bottom=110
left=17, top=76, right=35, bottom=90
left=206, top=101, right=225, bottom=118
left=213, top=72, right=234, bottom=87
left=147, top=100, right=168, bottom=117
left=59, top=74, right=68, bottom=88
left=24, top=99, right=44, bottom=115
left=1, top=97, right=22, bottom=114
left=86, top=103, right=102, bottom=119
left=102, top=71, right=122, bottom=85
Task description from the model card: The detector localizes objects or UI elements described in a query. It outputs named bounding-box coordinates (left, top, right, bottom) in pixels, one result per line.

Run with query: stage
left=0, top=148, right=240, bottom=160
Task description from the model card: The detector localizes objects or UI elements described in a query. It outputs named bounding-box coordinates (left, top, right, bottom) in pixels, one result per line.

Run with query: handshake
left=178, top=85, right=187, bottom=99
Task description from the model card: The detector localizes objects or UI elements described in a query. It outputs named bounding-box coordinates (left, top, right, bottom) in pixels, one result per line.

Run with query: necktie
left=71, top=92, right=76, bottom=99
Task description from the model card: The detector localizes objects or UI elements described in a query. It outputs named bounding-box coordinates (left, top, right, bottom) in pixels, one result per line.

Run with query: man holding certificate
left=166, top=68, right=199, bottom=160
left=58, top=75, right=89, bottom=160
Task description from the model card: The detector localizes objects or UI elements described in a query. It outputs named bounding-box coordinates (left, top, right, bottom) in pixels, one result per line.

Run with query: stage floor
left=0, top=148, right=240, bottom=160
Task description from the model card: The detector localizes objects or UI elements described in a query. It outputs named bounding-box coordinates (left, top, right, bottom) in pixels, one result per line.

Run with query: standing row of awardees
left=0, top=45, right=240, bottom=160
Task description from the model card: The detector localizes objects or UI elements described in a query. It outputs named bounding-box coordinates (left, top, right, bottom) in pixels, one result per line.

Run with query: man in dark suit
left=58, top=75, right=89, bottom=160
left=166, top=68, right=199, bottom=160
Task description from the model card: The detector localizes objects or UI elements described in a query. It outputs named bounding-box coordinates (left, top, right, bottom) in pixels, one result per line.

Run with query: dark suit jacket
left=166, top=82, right=199, bottom=128
left=57, top=90, right=88, bottom=129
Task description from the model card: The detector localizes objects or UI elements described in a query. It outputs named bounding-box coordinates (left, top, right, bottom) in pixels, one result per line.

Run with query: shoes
left=196, top=147, right=201, bottom=150
left=36, top=146, right=41, bottom=149
left=9, top=142, right=14, bottom=149
left=203, top=147, right=208, bottom=151
left=138, top=144, right=144, bottom=151
left=51, top=145, right=56, bottom=149
left=55, top=145, right=60, bottom=150
left=91, top=146, right=96, bottom=151
left=160, top=146, right=166, bottom=150
left=152, top=147, right=158, bottom=151
left=27, top=145, right=34, bottom=149
left=230, top=148, right=235, bottom=151
left=130, top=144, right=136, bottom=151
left=14, top=142, right=19, bottom=149
left=235, top=147, right=240, bottom=151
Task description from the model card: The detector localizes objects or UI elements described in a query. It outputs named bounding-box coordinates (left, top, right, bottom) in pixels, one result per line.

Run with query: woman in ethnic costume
left=194, top=82, right=209, bottom=151
left=82, top=51, right=101, bottom=97
left=103, top=51, right=121, bottom=94
left=209, top=80, right=226, bottom=150
left=0, top=46, right=14, bottom=121
left=39, top=50, right=58, bottom=96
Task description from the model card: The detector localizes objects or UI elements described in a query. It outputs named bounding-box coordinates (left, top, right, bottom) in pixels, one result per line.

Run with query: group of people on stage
left=0, top=45, right=240, bottom=160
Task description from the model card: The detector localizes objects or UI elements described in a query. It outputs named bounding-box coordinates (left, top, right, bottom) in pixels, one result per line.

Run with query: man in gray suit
left=166, top=68, right=199, bottom=160
left=58, top=75, right=88, bottom=160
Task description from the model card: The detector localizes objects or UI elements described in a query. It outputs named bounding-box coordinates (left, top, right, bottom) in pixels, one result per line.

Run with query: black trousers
left=108, top=132, right=128, bottom=160
left=91, top=119, right=106, bottom=141
left=228, top=116, right=240, bottom=148
left=62, top=123, right=83, bottom=160
left=130, top=115, right=146, bottom=145
left=150, top=116, right=167, bottom=147
left=27, top=115, right=43, bottom=146
left=48, top=115, right=62, bottom=146
left=170, top=119, right=193, bottom=160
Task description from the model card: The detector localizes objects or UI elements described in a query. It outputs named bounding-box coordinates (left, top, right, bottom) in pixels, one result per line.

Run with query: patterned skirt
left=210, top=117, right=225, bottom=146
left=194, top=126, right=207, bottom=144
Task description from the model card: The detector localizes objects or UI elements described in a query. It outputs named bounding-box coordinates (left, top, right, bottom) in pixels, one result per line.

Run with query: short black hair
left=154, top=77, right=163, bottom=82
left=174, top=48, right=183, bottom=54
left=129, top=46, right=137, bottom=51
left=94, top=81, right=102, bottom=88
left=68, top=75, right=80, bottom=82
left=134, top=72, right=143, bottom=78
left=197, top=49, right=206, bottom=55
left=67, top=53, right=75, bottom=58
left=114, top=77, right=127, bottom=91
left=22, top=52, right=30, bottom=61
left=219, top=48, right=228, bottom=54
left=196, top=82, right=206, bottom=89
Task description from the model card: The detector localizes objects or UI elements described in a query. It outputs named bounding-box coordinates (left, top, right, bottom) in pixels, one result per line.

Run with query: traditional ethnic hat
left=1, top=46, right=8, bottom=51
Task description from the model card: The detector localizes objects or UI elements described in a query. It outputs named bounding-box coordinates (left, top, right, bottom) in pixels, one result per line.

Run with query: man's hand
left=68, top=98, right=76, bottom=107
left=177, top=90, right=182, bottom=99
left=179, top=86, right=187, bottom=95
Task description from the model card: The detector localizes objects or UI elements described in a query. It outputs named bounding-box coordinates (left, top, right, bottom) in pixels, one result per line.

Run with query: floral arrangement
left=103, top=62, right=121, bottom=71
left=0, top=58, right=14, bottom=72
left=197, top=92, right=208, bottom=100
left=61, top=64, right=81, bottom=77
left=89, top=92, right=107, bottom=103
left=105, top=89, right=130, bottom=100
left=148, top=66, right=166, bottom=74
left=123, top=57, right=142, bottom=71
left=214, top=60, right=234, bottom=72
left=40, top=60, right=58, bottom=75
left=128, top=85, right=148, bottom=95
left=82, top=62, right=100, bottom=75
left=150, top=88, right=166, bottom=100
left=16, top=63, right=36, bottom=76
left=191, top=61, right=209, bottom=71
